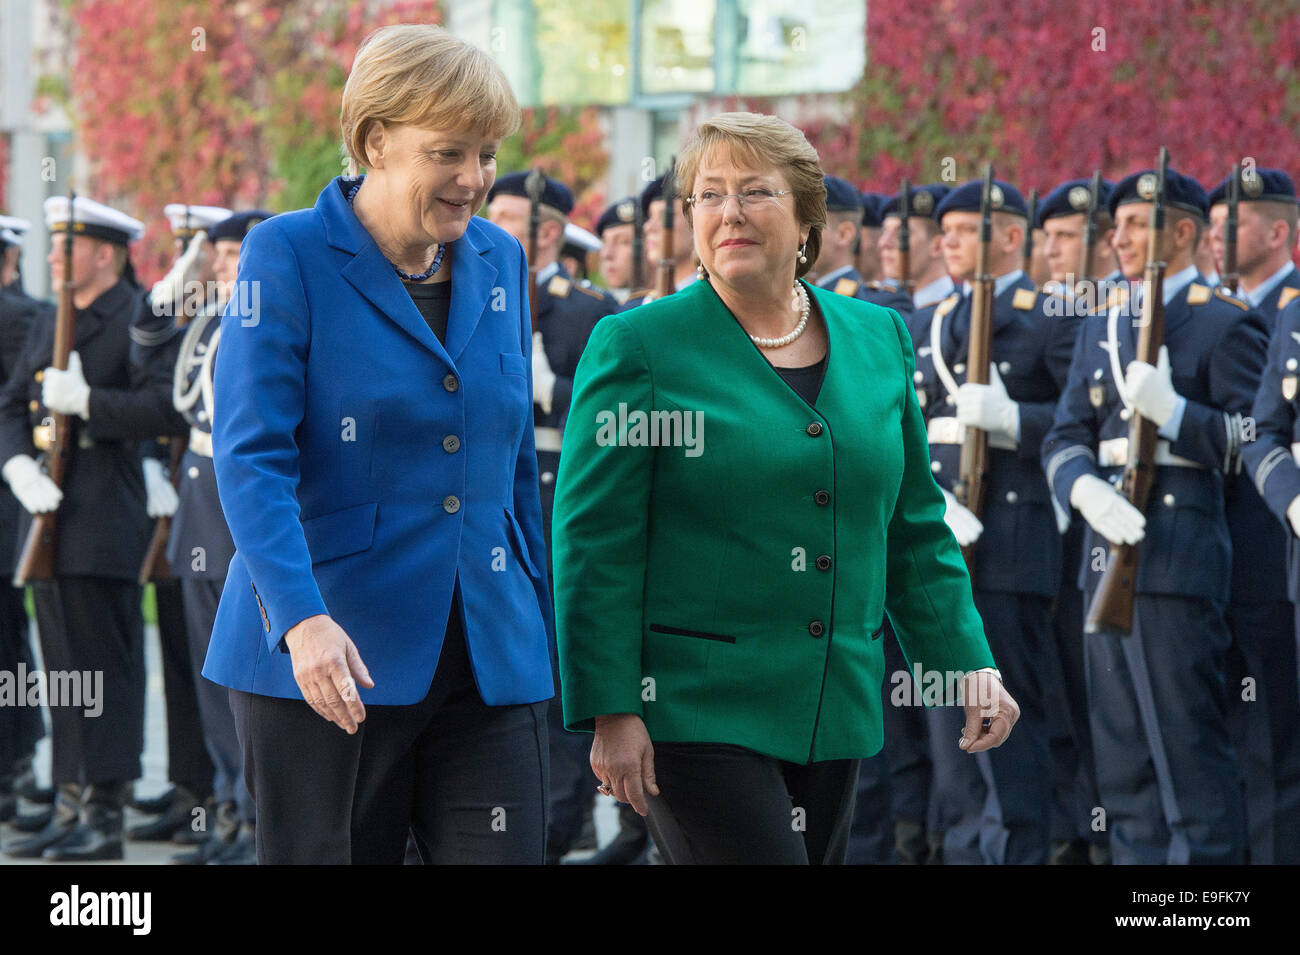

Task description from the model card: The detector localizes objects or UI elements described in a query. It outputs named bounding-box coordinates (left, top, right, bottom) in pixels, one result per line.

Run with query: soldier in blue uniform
left=161, top=210, right=271, bottom=864
left=627, top=172, right=699, bottom=307
left=809, top=176, right=912, bottom=319
left=912, top=179, right=1079, bottom=864
left=486, top=172, right=620, bottom=863
left=0, top=197, right=186, bottom=861
left=1034, top=177, right=1117, bottom=864
left=1042, top=168, right=1266, bottom=864
left=879, top=184, right=956, bottom=311
left=594, top=197, right=647, bottom=305
left=857, top=191, right=890, bottom=284
left=1207, top=167, right=1300, bottom=864
left=0, top=217, right=46, bottom=825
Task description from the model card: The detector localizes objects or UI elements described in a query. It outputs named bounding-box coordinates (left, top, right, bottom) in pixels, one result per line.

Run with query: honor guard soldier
left=879, top=183, right=956, bottom=311
left=1206, top=167, right=1300, bottom=864
left=1035, top=176, right=1117, bottom=864
left=595, top=197, right=646, bottom=305
left=810, top=176, right=912, bottom=317
left=914, top=179, right=1080, bottom=864
left=0, top=216, right=46, bottom=824
left=486, top=171, right=619, bottom=863
left=0, top=196, right=188, bottom=861
left=165, top=210, right=270, bottom=864
left=1042, top=168, right=1268, bottom=864
left=560, top=222, right=601, bottom=284
left=124, top=202, right=228, bottom=844
left=631, top=172, right=699, bottom=306
left=857, top=191, right=889, bottom=283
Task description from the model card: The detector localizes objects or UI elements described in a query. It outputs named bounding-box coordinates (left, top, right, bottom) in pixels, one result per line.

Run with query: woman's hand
left=958, top=670, right=1019, bottom=753
left=284, top=614, right=375, bottom=733
left=591, top=713, right=659, bottom=816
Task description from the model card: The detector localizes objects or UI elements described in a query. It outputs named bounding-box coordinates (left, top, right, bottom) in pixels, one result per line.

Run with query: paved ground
left=3, top=621, right=618, bottom=865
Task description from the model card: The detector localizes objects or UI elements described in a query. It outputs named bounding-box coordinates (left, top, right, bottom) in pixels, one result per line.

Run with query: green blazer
left=553, top=278, right=995, bottom=763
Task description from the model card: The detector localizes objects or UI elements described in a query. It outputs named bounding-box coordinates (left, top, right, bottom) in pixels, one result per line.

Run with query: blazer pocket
left=648, top=624, right=736, bottom=644
left=301, top=501, right=378, bottom=565
left=500, top=353, right=527, bottom=377
left=504, top=507, right=542, bottom=579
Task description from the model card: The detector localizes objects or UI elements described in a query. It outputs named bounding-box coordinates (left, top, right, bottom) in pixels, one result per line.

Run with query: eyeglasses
left=687, top=188, right=793, bottom=211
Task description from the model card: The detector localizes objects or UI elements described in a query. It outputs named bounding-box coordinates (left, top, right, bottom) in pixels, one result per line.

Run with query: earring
left=697, top=264, right=706, bottom=278
left=798, top=242, right=807, bottom=264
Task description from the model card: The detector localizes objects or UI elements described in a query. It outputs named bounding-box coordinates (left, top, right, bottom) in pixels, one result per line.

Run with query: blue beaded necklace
left=343, top=176, right=445, bottom=282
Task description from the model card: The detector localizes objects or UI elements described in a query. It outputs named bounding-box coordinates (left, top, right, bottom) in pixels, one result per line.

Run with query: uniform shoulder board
left=1278, top=286, right=1300, bottom=311
left=1012, top=287, right=1038, bottom=310
left=833, top=277, right=860, bottom=297
left=933, top=293, right=960, bottom=319
left=1185, top=283, right=1212, bottom=305
left=1212, top=286, right=1248, bottom=309
left=575, top=282, right=609, bottom=301
left=546, top=275, right=571, bottom=298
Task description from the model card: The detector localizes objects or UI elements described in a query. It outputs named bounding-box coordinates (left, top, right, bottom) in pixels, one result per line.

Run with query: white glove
left=1070, top=473, right=1146, bottom=545
left=1050, top=495, right=1071, bottom=535
left=1287, top=495, right=1300, bottom=539
left=941, top=487, right=984, bottom=546
left=150, top=231, right=207, bottom=310
left=956, top=364, right=1020, bottom=443
left=2, top=454, right=61, bottom=514
left=42, top=350, right=90, bottom=420
left=142, top=457, right=178, bottom=518
left=1123, top=345, right=1178, bottom=427
left=532, top=330, right=556, bottom=415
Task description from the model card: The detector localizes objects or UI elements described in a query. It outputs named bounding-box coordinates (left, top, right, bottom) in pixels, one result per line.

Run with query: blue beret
left=860, top=192, right=890, bottom=227
left=881, top=183, right=951, bottom=219
left=1037, top=178, right=1115, bottom=228
left=640, top=172, right=681, bottom=218
left=595, top=197, right=639, bottom=236
left=1207, top=167, right=1297, bottom=207
left=488, top=172, right=574, bottom=216
left=822, top=176, right=863, bottom=213
left=1109, top=167, right=1208, bottom=219
left=934, top=179, right=1028, bottom=221
left=209, top=210, right=273, bottom=244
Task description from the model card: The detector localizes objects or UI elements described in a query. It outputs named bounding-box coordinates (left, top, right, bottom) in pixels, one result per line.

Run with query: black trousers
left=154, top=577, right=213, bottom=795
left=31, top=577, right=144, bottom=785
left=0, top=582, right=43, bottom=771
left=230, top=608, right=549, bottom=864
left=644, top=741, right=859, bottom=864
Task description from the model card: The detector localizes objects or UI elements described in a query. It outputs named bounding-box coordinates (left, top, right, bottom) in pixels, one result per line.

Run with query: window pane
left=640, top=0, right=717, bottom=95
left=734, top=0, right=865, bottom=95
left=537, top=0, right=632, bottom=105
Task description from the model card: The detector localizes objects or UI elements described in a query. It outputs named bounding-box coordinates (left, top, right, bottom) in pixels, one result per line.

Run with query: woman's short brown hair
left=676, top=112, right=827, bottom=279
left=340, top=24, right=521, bottom=175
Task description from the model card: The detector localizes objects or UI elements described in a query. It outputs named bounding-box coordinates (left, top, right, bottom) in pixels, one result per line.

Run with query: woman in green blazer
left=553, top=113, right=1020, bottom=864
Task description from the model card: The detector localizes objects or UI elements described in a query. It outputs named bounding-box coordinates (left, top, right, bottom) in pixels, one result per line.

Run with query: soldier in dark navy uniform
left=809, top=176, right=912, bottom=319
left=486, top=172, right=619, bottom=863
left=1206, top=167, right=1300, bottom=864
left=0, top=217, right=46, bottom=825
left=911, top=179, right=1079, bottom=864
left=0, top=197, right=187, bottom=861
left=161, top=210, right=270, bottom=864
left=1042, top=168, right=1267, bottom=864
left=1035, top=177, right=1117, bottom=864
left=625, top=172, right=699, bottom=309
left=594, top=197, right=648, bottom=306
left=879, top=183, right=956, bottom=311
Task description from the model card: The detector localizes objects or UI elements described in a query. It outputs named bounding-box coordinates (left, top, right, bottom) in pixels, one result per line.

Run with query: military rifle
left=654, top=156, right=677, bottom=300
left=631, top=182, right=646, bottom=293
left=1023, top=188, right=1038, bottom=277
left=524, top=167, right=544, bottom=333
left=1077, top=170, right=1105, bottom=303
left=898, top=178, right=913, bottom=297
left=953, top=164, right=995, bottom=569
left=1085, top=147, right=1169, bottom=634
left=1221, top=161, right=1240, bottom=296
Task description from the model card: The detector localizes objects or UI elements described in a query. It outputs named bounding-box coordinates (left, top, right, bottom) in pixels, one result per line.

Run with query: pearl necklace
left=750, top=282, right=810, bottom=349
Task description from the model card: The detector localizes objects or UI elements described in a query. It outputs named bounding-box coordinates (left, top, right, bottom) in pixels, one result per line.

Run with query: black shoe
left=0, top=791, right=15, bottom=824
left=894, top=819, right=929, bottom=865
left=12, top=760, right=53, bottom=805
left=130, top=786, right=177, bottom=815
left=5, top=784, right=80, bottom=857
left=1089, top=843, right=1112, bottom=865
left=1051, top=839, right=1092, bottom=865
left=209, top=822, right=256, bottom=865
left=8, top=805, right=55, bottom=833
left=172, top=802, right=238, bottom=864
left=44, top=784, right=125, bottom=862
left=126, top=787, right=205, bottom=842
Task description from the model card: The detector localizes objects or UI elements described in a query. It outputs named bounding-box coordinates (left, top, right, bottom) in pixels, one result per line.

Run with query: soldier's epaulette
left=1210, top=286, right=1248, bottom=310
left=1012, top=287, right=1038, bottom=310
left=546, top=275, right=571, bottom=298
left=1278, top=286, right=1300, bottom=311
left=1185, top=283, right=1212, bottom=305
left=575, top=282, right=609, bottom=301
left=833, top=277, right=860, bottom=297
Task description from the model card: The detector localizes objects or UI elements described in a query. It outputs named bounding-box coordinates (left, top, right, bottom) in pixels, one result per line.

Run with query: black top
left=404, top=279, right=452, bottom=345
left=774, top=356, right=828, bottom=405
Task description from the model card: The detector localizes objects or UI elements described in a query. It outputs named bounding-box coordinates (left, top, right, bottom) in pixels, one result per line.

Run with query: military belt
left=189, top=428, right=213, bottom=458
left=926, top=416, right=1017, bottom=451
left=33, top=425, right=95, bottom=452
left=534, top=426, right=563, bottom=454
left=1097, top=436, right=1203, bottom=469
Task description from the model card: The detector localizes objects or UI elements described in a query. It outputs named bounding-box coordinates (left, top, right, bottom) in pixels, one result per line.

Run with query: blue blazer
left=203, top=177, right=555, bottom=706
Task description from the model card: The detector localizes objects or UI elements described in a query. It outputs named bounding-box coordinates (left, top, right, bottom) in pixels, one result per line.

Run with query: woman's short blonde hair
left=676, top=112, right=827, bottom=279
left=340, top=24, right=521, bottom=175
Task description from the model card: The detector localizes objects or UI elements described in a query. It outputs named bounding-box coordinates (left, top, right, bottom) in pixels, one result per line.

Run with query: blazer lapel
left=444, top=220, right=498, bottom=362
